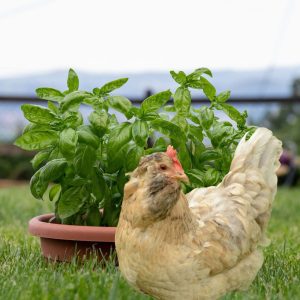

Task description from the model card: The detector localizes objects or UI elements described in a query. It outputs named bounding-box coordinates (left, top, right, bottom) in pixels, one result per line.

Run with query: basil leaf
left=63, top=111, right=83, bottom=129
left=170, top=70, right=186, bottom=85
left=198, top=150, right=221, bottom=163
left=21, top=104, right=59, bottom=125
left=89, top=110, right=109, bottom=137
left=30, top=169, right=48, bottom=199
left=188, top=125, right=203, bottom=142
left=40, top=158, right=67, bottom=182
left=23, top=123, right=51, bottom=134
left=216, top=90, right=231, bottom=103
left=48, top=146, right=63, bottom=160
left=36, top=88, right=64, bottom=102
left=59, top=128, right=78, bottom=159
left=107, top=96, right=133, bottom=119
left=163, top=105, right=176, bottom=112
left=141, top=90, right=171, bottom=114
left=132, top=120, right=149, bottom=147
left=174, top=87, right=191, bottom=115
left=171, top=114, right=188, bottom=131
left=198, top=107, right=214, bottom=130
left=48, top=101, right=59, bottom=114
left=203, top=168, right=221, bottom=186
left=186, top=169, right=205, bottom=186
left=31, top=148, right=52, bottom=170
left=74, top=144, right=96, bottom=178
left=177, top=143, right=192, bottom=170
left=218, top=103, right=246, bottom=127
left=125, top=146, right=144, bottom=172
left=49, top=184, right=61, bottom=202
left=86, top=206, right=102, bottom=226
left=98, top=78, right=128, bottom=95
left=61, top=91, right=92, bottom=113
left=193, top=67, right=213, bottom=78
left=14, top=130, right=58, bottom=151
left=151, top=119, right=185, bottom=141
left=58, top=186, right=87, bottom=219
left=77, top=125, right=99, bottom=149
left=186, top=80, right=203, bottom=89
left=200, top=77, right=216, bottom=101
left=91, top=168, right=106, bottom=203
left=67, top=68, right=79, bottom=92
left=107, top=123, right=132, bottom=173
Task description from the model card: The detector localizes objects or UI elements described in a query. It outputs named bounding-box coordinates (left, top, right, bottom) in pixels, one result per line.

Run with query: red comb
left=166, top=145, right=177, bottom=158
left=166, top=145, right=184, bottom=172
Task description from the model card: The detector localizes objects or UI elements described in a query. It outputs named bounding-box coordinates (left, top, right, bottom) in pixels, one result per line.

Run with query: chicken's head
left=129, top=146, right=188, bottom=221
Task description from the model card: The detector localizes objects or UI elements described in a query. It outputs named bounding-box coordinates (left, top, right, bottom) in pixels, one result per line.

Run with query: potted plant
left=15, top=67, right=253, bottom=261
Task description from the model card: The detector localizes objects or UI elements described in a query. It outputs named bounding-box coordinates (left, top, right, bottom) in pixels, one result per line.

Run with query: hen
left=116, top=128, right=282, bottom=300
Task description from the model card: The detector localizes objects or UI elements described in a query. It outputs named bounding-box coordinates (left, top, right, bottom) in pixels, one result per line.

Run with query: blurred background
left=0, top=0, right=299, bottom=186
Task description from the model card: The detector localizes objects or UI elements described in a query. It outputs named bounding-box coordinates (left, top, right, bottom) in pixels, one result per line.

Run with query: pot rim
left=28, top=213, right=116, bottom=242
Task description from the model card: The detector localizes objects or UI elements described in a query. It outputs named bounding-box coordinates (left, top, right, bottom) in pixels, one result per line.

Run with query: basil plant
left=15, top=68, right=254, bottom=226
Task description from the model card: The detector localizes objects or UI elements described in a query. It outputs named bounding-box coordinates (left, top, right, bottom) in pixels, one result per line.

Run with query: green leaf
left=203, top=168, right=221, bottom=186
left=125, top=146, right=144, bottom=172
left=60, top=91, right=92, bottom=113
left=218, top=103, right=246, bottom=127
left=107, top=96, right=133, bottom=119
left=170, top=70, right=186, bottom=85
left=21, top=104, right=59, bottom=124
left=30, top=169, right=48, bottom=199
left=58, top=186, right=87, bottom=219
left=59, top=128, right=78, bottom=159
left=195, top=68, right=213, bottom=77
left=141, top=90, right=171, bottom=114
left=77, top=125, right=99, bottom=149
left=39, top=158, right=67, bottom=182
left=98, top=78, right=128, bottom=95
left=74, top=144, right=96, bottom=178
left=176, top=143, right=192, bottom=170
left=91, top=168, right=106, bottom=203
left=216, top=90, right=231, bottom=103
left=163, top=105, right=176, bottom=112
left=48, top=101, right=59, bottom=114
left=36, top=88, right=64, bottom=102
left=31, top=149, right=51, bottom=170
left=88, top=110, right=109, bottom=137
left=200, top=77, right=216, bottom=101
left=132, top=120, right=149, bottom=147
left=198, top=107, right=214, bottom=130
left=186, top=169, right=205, bottom=186
left=63, top=111, right=83, bottom=129
left=171, top=114, right=188, bottom=131
left=107, top=123, right=133, bottom=173
left=186, top=80, right=203, bottom=89
left=174, top=87, right=191, bottom=115
left=150, top=119, right=185, bottom=141
left=130, top=106, right=142, bottom=117
left=67, top=68, right=79, bottom=92
left=14, top=131, right=58, bottom=151
left=188, top=125, right=203, bottom=142
left=49, top=184, right=61, bottom=202
left=198, top=150, right=221, bottom=163
left=86, top=206, right=102, bottom=226
left=22, top=123, right=50, bottom=134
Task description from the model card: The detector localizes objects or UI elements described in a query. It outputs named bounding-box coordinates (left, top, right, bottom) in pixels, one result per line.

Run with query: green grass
left=0, top=186, right=300, bottom=300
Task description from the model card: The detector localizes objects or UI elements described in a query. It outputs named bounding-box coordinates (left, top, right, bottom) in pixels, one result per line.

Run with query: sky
left=0, top=0, right=299, bottom=78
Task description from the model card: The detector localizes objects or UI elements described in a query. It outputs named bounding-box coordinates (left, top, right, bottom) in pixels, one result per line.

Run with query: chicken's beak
left=173, top=171, right=189, bottom=183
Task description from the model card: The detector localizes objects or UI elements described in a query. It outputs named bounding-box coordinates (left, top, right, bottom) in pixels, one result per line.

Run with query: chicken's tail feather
left=230, top=127, right=282, bottom=195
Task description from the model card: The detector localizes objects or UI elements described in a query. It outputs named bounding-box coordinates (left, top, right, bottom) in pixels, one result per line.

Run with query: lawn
left=0, top=186, right=299, bottom=300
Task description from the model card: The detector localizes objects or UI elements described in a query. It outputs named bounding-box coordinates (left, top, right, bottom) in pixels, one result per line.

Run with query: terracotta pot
left=28, top=213, right=116, bottom=262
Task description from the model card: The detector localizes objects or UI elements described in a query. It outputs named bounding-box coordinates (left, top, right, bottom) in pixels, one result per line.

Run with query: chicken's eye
left=160, top=164, right=168, bottom=171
